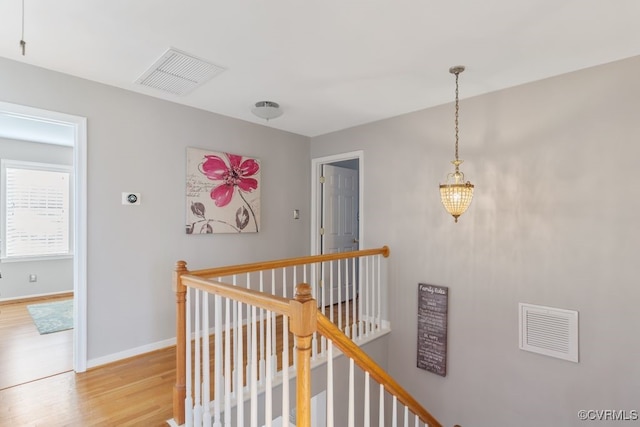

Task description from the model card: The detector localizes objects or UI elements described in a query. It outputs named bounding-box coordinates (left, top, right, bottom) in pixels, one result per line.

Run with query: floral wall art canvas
left=186, top=147, right=261, bottom=234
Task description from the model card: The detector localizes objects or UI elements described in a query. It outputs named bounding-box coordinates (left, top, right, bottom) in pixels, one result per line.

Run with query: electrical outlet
left=29, top=274, right=37, bottom=282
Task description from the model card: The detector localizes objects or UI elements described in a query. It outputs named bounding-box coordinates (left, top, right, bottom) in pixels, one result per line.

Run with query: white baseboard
left=87, top=337, right=176, bottom=369
left=0, top=290, right=73, bottom=304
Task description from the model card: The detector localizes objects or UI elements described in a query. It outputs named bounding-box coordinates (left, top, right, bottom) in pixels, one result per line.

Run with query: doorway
left=0, top=102, right=87, bottom=375
left=311, top=151, right=363, bottom=303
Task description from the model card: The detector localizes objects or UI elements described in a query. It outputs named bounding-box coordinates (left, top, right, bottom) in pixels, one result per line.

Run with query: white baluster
left=364, top=371, right=370, bottom=427
left=271, top=270, right=277, bottom=376
left=185, top=287, right=193, bottom=427
left=292, top=267, right=297, bottom=300
left=265, top=308, right=272, bottom=427
left=358, top=257, right=364, bottom=340
left=291, top=266, right=298, bottom=296
left=259, top=272, right=265, bottom=382
left=231, top=276, right=238, bottom=398
left=327, top=341, right=334, bottom=427
left=310, top=262, right=318, bottom=360
left=320, top=261, right=326, bottom=354
left=245, top=274, right=252, bottom=382
left=202, top=293, right=211, bottom=426
left=379, top=384, right=385, bottom=427
left=348, top=358, right=355, bottom=427
left=345, top=258, right=351, bottom=339
left=365, top=256, right=370, bottom=336
left=377, top=255, right=382, bottom=331
left=337, top=259, right=342, bottom=332
left=224, top=297, right=231, bottom=427
left=236, top=299, right=243, bottom=427
left=368, top=257, right=372, bottom=332
left=392, top=396, right=397, bottom=427
left=212, top=294, right=222, bottom=427
left=329, top=261, right=334, bottom=324
left=282, top=269, right=290, bottom=427
left=415, top=414, right=420, bottom=427
left=292, top=268, right=298, bottom=367
left=194, top=290, right=202, bottom=426
left=250, top=304, right=258, bottom=427
left=404, top=406, right=409, bottom=427
left=320, top=261, right=325, bottom=312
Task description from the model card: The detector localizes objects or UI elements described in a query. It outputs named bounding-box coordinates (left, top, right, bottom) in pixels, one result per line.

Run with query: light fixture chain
left=454, top=70, right=459, bottom=164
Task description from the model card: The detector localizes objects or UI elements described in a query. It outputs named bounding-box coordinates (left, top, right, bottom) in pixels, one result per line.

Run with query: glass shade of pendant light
left=439, top=66, right=474, bottom=223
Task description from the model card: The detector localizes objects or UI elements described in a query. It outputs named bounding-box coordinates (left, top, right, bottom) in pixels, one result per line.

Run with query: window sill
left=0, top=254, right=74, bottom=263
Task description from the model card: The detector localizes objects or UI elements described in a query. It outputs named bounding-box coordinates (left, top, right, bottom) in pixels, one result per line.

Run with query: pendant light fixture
left=439, top=65, right=474, bottom=223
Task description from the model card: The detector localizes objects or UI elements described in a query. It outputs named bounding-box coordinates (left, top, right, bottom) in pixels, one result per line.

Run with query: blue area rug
left=26, top=299, right=73, bottom=334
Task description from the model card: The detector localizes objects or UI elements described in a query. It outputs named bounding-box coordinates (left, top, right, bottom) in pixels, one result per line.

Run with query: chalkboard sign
left=417, top=283, right=448, bottom=376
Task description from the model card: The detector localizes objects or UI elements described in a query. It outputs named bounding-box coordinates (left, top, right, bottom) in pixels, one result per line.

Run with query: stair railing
left=317, top=312, right=449, bottom=427
left=173, top=246, right=391, bottom=425
left=172, top=247, right=459, bottom=426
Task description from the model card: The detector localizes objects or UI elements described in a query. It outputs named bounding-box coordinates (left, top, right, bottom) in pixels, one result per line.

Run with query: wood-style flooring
left=0, top=346, right=176, bottom=427
left=0, top=294, right=73, bottom=390
left=0, top=300, right=358, bottom=426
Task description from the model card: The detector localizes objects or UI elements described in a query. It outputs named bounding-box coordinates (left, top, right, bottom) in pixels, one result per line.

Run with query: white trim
left=310, top=151, right=364, bottom=256
left=0, top=290, right=72, bottom=303
left=0, top=254, right=74, bottom=263
left=0, top=101, right=88, bottom=373
left=74, top=114, right=88, bottom=372
left=87, top=338, right=176, bottom=369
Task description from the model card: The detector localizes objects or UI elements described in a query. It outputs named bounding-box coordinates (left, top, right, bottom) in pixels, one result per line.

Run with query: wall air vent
left=519, top=303, right=579, bottom=363
left=135, top=48, right=226, bottom=96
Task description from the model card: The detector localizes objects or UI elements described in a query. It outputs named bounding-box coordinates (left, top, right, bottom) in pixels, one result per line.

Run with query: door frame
left=310, top=150, right=364, bottom=256
left=0, top=101, right=88, bottom=372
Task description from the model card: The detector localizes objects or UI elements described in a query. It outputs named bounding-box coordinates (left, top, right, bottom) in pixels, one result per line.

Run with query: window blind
left=4, top=164, right=70, bottom=258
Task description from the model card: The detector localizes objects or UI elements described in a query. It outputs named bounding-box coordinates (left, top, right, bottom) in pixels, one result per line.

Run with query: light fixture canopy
left=439, top=66, right=474, bottom=223
left=251, top=101, right=283, bottom=121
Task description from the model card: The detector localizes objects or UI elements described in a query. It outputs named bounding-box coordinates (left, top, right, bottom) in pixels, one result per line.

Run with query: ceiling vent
left=519, top=303, right=579, bottom=363
left=135, top=48, right=226, bottom=96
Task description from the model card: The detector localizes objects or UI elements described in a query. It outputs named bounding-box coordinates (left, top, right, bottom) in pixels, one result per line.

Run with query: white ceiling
left=1, top=1, right=639, bottom=137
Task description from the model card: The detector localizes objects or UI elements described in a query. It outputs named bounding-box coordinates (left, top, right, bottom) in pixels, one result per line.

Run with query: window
left=1, top=160, right=72, bottom=260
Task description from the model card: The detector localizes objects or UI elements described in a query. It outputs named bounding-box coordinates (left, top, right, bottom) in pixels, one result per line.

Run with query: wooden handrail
left=187, top=245, right=390, bottom=278
left=316, top=312, right=443, bottom=427
left=180, top=274, right=292, bottom=316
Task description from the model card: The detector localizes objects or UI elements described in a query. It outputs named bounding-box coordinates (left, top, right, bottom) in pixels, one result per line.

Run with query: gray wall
left=0, top=57, right=311, bottom=362
left=311, top=56, right=640, bottom=426
left=0, top=138, right=74, bottom=299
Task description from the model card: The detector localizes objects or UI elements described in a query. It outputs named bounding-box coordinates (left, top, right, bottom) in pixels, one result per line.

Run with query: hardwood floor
left=0, top=347, right=176, bottom=426
left=0, top=300, right=358, bottom=426
left=0, top=294, right=73, bottom=390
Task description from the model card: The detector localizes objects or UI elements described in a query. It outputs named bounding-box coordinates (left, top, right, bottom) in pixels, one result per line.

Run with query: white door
left=321, top=164, right=359, bottom=302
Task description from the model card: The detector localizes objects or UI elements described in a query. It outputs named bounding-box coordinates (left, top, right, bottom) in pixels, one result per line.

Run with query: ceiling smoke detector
left=251, top=101, right=283, bottom=121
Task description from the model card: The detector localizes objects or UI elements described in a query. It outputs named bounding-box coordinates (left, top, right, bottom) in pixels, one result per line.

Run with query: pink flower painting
left=186, top=148, right=261, bottom=234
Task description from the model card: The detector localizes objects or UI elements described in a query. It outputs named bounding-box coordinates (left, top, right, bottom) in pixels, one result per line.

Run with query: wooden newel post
left=173, top=261, right=188, bottom=426
left=289, top=283, right=318, bottom=427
